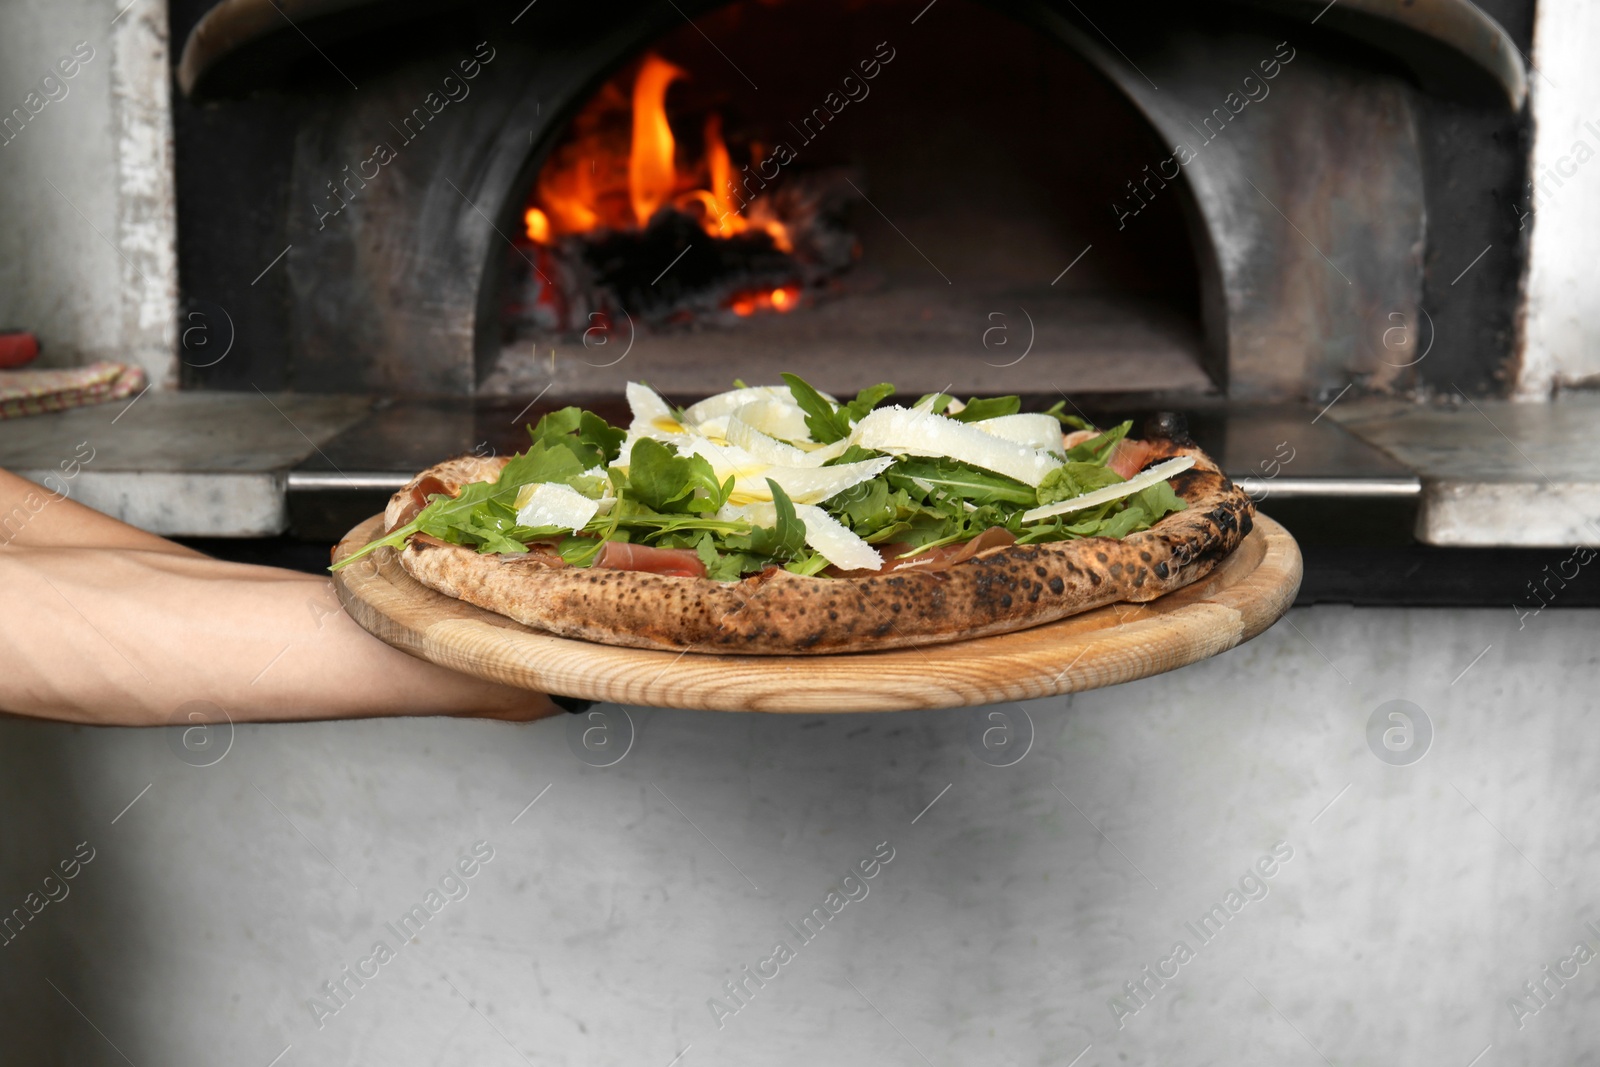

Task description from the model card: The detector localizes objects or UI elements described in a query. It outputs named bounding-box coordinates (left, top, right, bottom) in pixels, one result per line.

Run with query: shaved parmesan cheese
left=726, top=402, right=854, bottom=467
left=514, top=482, right=600, bottom=532
left=683, top=384, right=833, bottom=427
left=724, top=501, right=882, bottom=572
left=852, top=406, right=1062, bottom=487
left=975, top=413, right=1065, bottom=453
left=1020, top=456, right=1194, bottom=524
left=683, top=434, right=892, bottom=504
left=693, top=414, right=730, bottom=441
left=728, top=397, right=814, bottom=443
left=725, top=409, right=811, bottom=466
left=735, top=456, right=892, bottom=505
left=680, top=435, right=767, bottom=480
left=626, top=382, right=684, bottom=437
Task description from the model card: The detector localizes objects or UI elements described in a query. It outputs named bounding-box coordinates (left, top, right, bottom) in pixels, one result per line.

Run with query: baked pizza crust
left=381, top=439, right=1255, bottom=655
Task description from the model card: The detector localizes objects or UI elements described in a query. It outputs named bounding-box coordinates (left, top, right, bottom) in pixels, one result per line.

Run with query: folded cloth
left=0, top=362, right=148, bottom=420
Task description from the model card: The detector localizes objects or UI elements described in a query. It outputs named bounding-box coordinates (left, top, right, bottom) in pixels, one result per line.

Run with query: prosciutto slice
left=595, top=541, right=707, bottom=578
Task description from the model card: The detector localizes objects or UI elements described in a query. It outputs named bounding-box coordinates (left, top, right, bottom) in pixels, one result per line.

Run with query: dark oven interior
left=169, top=0, right=1533, bottom=403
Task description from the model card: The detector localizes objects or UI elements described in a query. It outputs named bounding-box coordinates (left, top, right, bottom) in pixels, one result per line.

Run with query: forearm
left=0, top=545, right=558, bottom=725
left=0, top=466, right=206, bottom=557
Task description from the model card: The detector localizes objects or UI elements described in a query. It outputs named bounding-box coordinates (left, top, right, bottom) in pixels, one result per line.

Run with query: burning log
left=503, top=53, right=862, bottom=339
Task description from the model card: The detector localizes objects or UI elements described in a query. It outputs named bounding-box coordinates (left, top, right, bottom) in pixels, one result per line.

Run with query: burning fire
left=525, top=53, right=792, bottom=254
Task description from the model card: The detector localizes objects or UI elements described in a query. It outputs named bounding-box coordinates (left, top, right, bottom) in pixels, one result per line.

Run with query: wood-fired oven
left=170, top=0, right=1531, bottom=405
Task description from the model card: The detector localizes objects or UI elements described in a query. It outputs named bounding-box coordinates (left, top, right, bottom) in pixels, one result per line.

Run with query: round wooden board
left=331, top=514, right=1301, bottom=712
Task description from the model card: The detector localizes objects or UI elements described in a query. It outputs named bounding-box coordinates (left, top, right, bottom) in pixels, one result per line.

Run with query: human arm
left=0, top=468, right=560, bottom=725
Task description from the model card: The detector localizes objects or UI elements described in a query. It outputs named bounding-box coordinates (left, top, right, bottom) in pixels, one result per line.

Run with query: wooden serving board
left=331, top=514, right=1301, bottom=712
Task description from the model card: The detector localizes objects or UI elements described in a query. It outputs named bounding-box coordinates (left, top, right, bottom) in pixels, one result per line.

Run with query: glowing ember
left=524, top=207, right=551, bottom=243
left=730, top=285, right=802, bottom=317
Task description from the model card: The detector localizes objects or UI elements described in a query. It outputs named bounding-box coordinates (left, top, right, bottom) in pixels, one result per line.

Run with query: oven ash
left=507, top=42, right=898, bottom=340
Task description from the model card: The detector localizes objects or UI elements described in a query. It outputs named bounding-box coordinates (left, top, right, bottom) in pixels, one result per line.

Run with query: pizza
left=334, top=376, right=1254, bottom=654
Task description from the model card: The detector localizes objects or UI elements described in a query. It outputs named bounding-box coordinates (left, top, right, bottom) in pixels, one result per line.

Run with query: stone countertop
left=0, top=391, right=373, bottom=536
left=0, top=389, right=1594, bottom=546
left=1329, top=395, right=1600, bottom=547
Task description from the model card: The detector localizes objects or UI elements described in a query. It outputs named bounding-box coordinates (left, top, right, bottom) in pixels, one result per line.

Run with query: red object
left=0, top=331, right=39, bottom=368
left=595, top=540, right=706, bottom=578
left=1108, top=438, right=1159, bottom=480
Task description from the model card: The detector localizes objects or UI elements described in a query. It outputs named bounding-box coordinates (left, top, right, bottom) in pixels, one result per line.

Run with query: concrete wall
left=1, top=604, right=1596, bottom=1066
left=1519, top=0, right=1600, bottom=396
left=0, top=0, right=177, bottom=387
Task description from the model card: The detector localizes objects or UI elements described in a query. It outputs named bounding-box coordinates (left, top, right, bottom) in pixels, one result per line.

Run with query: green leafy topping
left=1036, top=462, right=1126, bottom=507
left=947, top=395, right=1021, bottom=423
left=332, top=384, right=1190, bottom=582
left=525, top=407, right=626, bottom=468
left=887, top=458, right=1037, bottom=507
left=723, top=480, right=806, bottom=559
left=1042, top=401, right=1093, bottom=431
left=625, top=438, right=731, bottom=514
left=780, top=372, right=850, bottom=443
left=1066, top=420, right=1132, bottom=464
left=779, top=373, right=893, bottom=443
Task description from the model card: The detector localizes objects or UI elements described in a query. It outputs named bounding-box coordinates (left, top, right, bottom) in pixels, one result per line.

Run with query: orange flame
left=629, top=55, right=684, bottom=228
left=524, top=53, right=791, bottom=256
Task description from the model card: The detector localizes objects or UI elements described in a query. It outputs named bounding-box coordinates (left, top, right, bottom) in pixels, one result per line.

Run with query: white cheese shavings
left=625, top=382, right=683, bottom=438
left=725, top=397, right=814, bottom=444
left=513, top=482, right=600, bottom=533
left=1020, top=456, right=1195, bottom=524
left=725, top=402, right=853, bottom=466
left=683, top=384, right=832, bottom=427
left=682, top=435, right=892, bottom=504
left=974, top=413, right=1065, bottom=453
left=851, top=406, right=1062, bottom=487
left=725, top=408, right=811, bottom=466
left=723, top=501, right=882, bottom=572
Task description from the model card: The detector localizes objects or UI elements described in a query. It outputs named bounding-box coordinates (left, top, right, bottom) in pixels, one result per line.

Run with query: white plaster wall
left=0, top=0, right=176, bottom=387
left=1, top=605, right=1596, bottom=1066
left=1518, top=0, right=1600, bottom=397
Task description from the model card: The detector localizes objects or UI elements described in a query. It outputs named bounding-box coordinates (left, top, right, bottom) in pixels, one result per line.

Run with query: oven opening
left=489, top=0, right=1215, bottom=399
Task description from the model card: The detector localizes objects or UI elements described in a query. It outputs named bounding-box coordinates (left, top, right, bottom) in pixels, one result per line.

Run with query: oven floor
left=487, top=287, right=1215, bottom=397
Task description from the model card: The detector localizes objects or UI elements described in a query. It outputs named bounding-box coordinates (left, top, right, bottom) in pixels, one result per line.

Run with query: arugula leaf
left=624, top=438, right=728, bottom=514
left=948, top=395, right=1021, bottom=423
left=781, top=372, right=850, bottom=443
left=1036, top=462, right=1125, bottom=506
left=723, top=480, right=807, bottom=559
left=778, top=374, right=893, bottom=443
left=913, top=392, right=956, bottom=415
left=332, top=465, right=548, bottom=571
left=824, top=444, right=884, bottom=467
left=578, top=411, right=627, bottom=465
left=1042, top=401, right=1093, bottom=431
left=829, top=476, right=890, bottom=528
left=1127, top=479, right=1188, bottom=526
left=524, top=406, right=627, bottom=469
left=785, top=550, right=832, bottom=576
left=842, top=382, right=895, bottom=422
left=497, top=439, right=586, bottom=494
left=693, top=532, right=775, bottom=582
left=1065, top=420, right=1132, bottom=465
left=886, top=458, right=1037, bottom=507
